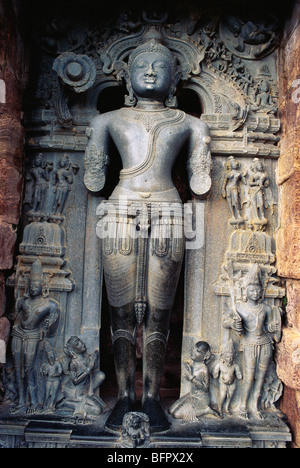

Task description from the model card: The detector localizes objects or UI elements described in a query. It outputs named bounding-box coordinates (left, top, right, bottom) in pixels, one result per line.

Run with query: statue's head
left=66, top=336, right=87, bottom=355
left=29, top=259, right=43, bottom=297
left=125, top=29, right=180, bottom=107
left=191, top=341, right=211, bottom=363
left=244, top=264, right=263, bottom=303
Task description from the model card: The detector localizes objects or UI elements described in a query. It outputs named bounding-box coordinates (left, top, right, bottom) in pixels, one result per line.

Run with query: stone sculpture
left=222, top=156, right=246, bottom=225
left=121, top=412, right=150, bottom=448
left=60, top=336, right=105, bottom=421
left=84, top=28, right=212, bottom=432
left=41, top=344, right=63, bottom=414
left=11, top=259, right=60, bottom=414
left=223, top=264, right=281, bottom=420
left=169, top=341, right=219, bottom=422
left=212, top=339, right=243, bottom=418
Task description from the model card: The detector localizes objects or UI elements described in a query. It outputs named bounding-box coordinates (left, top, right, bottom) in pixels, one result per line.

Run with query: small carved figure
left=61, top=336, right=105, bottom=421
left=27, top=154, right=53, bottom=216
left=248, top=158, right=274, bottom=225
left=51, top=154, right=79, bottom=218
left=223, top=264, right=281, bottom=420
left=169, top=342, right=219, bottom=422
left=11, top=259, right=60, bottom=414
left=212, top=339, right=243, bottom=418
left=41, top=344, right=63, bottom=414
left=254, top=80, right=277, bottom=114
left=222, top=156, right=246, bottom=224
left=121, top=412, right=150, bottom=448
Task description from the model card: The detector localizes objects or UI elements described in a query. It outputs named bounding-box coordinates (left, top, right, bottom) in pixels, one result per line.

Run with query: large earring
left=165, top=86, right=178, bottom=108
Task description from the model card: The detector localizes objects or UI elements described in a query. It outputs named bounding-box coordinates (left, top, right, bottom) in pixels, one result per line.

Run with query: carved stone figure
left=51, top=154, right=79, bottom=219
left=121, top=412, right=150, bottom=448
left=41, top=344, right=63, bottom=414
left=222, top=156, right=246, bottom=225
left=169, top=342, right=219, bottom=422
left=223, top=264, right=281, bottom=420
left=248, top=158, right=274, bottom=225
left=212, top=339, right=243, bottom=418
left=11, top=259, right=60, bottom=414
left=254, top=80, right=277, bottom=114
left=27, top=154, right=53, bottom=217
left=60, top=336, right=105, bottom=421
left=84, top=29, right=211, bottom=432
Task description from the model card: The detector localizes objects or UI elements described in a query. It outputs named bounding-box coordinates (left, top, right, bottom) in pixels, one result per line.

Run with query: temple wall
left=0, top=0, right=25, bottom=360
left=276, top=0, right=300, bottom=448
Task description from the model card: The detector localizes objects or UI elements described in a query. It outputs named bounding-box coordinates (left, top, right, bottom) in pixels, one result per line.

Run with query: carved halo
left=100, top=25, right=205, bottom=82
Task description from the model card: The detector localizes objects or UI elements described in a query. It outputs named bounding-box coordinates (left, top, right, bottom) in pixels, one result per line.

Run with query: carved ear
left=115, top=61, right=137, bottom=107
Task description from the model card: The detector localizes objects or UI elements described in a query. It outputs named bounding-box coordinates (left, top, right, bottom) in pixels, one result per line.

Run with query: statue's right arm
left=84, top=114, right=111, bottom=193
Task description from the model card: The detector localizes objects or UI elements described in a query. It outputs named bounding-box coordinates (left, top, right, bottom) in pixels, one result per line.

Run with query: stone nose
left=145, top=63, right=156, bottom=76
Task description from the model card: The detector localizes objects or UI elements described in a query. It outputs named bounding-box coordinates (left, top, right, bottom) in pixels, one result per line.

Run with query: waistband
left=109, top=186, right=182, bottom=204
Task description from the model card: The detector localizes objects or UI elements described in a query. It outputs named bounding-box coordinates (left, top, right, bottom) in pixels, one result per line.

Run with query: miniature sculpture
left=248, top=158, right=273, bottom=225
left=223, top=264, right=281, bottom=420
left=41, top=344, right=63, bottom=414
left=169, top=342, right=219, bottom=422
left=212, top=339, right=243, bottom=418
left=11, top=259, right=60, bottom=414
left=84, top=28, right=212, bottom=432
left=27, top=154, right=53, bottom=217
left=121, top=412, right=150, bottom=448
left=60, top=336, right=106, bottom=421
left=221, top=156, right=246, bottom=225
left=51, top=154, right=79, bottom=219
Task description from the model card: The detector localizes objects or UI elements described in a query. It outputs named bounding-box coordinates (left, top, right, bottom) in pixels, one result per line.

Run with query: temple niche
left=0, top=0, right=292, bottom=448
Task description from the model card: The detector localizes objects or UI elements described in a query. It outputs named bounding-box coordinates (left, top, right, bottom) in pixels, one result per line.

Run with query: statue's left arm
left=187, top=120, right=212, bottom=198
left=84, top=115, right=111, bottom=193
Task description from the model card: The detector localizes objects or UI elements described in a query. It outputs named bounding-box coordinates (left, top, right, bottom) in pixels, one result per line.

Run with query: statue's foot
left=142, top=398, right=170, bottom=433
left=105, top=397, right=135, bottom=432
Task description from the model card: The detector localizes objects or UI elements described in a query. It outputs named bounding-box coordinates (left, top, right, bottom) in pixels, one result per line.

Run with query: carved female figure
left=248, top=158, right=271, bottom=224
left=222, top=156, right=245, bottom=223
left=169, top=341, right=219, bottom=422
left=84, top=30, right=211, bottom=432
left=61, top=336, right=105, bottom=420
left=28, top=154, right=53, bottom=215
left=52, top=154, right=79, bottom=217
left=223, top=264, right=280, bottom=420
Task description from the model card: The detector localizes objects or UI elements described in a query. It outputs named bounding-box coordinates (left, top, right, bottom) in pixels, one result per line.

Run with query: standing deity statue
left=27, top=154, right=53, bottom=216
left=223, top=264, right=281, bottom=420
left=51, top=154, right=79, bottom=218
left=84, top=29, right=212, bottom=432
left=11, top=259, right=60, bottom=414
left=222, top=156, right=246, bottom=224
left=248, top=158, right=273, bottom=225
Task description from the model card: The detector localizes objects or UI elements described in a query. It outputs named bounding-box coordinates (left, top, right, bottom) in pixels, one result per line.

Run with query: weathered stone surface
left=0, top=221, right=17, bottom=270
left=276, top=1, right=300, bottom=448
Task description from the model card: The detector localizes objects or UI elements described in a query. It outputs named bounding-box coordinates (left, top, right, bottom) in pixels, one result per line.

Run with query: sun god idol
left=84, top=30, right=212, bottom=432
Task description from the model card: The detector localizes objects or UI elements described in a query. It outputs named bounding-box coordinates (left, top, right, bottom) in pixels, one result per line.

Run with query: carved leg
left=105, top=302, right=137, bottom=431
left=142, top=307, right=171, bottom=432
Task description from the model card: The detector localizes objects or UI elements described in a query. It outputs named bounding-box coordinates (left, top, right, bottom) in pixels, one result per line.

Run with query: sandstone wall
left=0, top=0, right=25, bottom=359
left=276, top=0, right=300, bottom=448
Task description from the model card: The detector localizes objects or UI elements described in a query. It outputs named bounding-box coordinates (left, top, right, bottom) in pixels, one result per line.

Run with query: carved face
left=71, top=337, right=87, bottom=354
left=246, top=284, right=262, bottom=302
left=29, top=279, right=43, bottom=297
left=130, top=51, right=173, bottom=101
